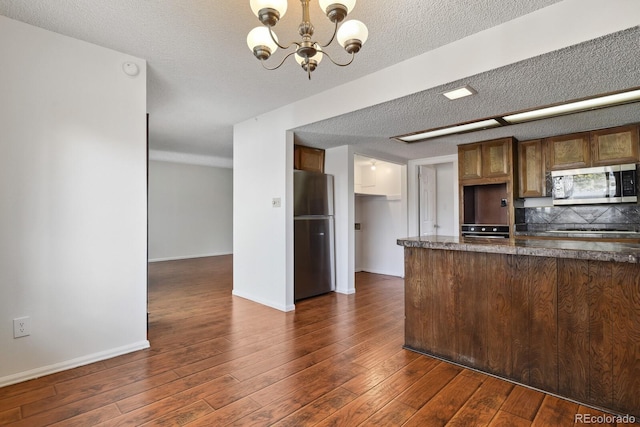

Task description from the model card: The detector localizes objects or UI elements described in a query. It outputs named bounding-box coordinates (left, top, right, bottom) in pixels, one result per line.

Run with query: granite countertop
left=397, top=235, right=640, bottom=264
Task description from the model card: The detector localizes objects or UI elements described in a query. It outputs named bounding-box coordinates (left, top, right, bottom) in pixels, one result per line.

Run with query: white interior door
left=419, top=165, right=437, bottom=235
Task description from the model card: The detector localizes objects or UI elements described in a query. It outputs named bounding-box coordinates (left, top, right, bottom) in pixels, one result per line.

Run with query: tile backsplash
left=516, top=205, right=640, bottom=232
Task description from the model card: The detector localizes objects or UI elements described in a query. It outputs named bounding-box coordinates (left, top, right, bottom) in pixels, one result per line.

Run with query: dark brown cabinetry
left=517, top=124, right=640, bottom=197
left=482, top=138, right=511, bottom=178
left=547, top=132, right=591, bottom=170
left=518, top=139, right=546, bottom=197
left=547, top=126, right=640, bottom=170
left=591, top=124, right=640, bottom=166
left=294, top=145, right=324, bottom=173
left=404, top=246, right=640, bottom=417
left=458, top=143, right=482, bottom=180
left=458, top=138, right=517, bottom=237
left=459, top=138, right=512, bottom=182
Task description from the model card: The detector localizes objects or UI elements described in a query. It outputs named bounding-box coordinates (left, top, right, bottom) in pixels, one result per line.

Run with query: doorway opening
left=353, top=154, right=405, bottom=277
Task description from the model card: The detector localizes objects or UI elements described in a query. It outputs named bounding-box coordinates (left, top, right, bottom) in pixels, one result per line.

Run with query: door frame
left=407, top=154, right=458, bottom=238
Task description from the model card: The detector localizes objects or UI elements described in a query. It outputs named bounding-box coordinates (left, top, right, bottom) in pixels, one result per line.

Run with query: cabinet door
left=482, top=139, right=510, bottom=178
left=547, top=133, right=591, bottom=170
left=294, top=145, right=325, bottom=173
left=591, top=125, right=640, bottom=166
left=518, top=139, right=546, bottom=197
left=459, top=143, right=482, bottom=181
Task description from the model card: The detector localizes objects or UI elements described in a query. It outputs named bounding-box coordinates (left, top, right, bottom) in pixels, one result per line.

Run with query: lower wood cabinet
left=404, top=247, right=640, bottom=417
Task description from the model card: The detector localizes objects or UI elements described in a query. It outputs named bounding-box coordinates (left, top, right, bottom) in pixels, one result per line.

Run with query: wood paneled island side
left=397, top=236, right=640, bottom=417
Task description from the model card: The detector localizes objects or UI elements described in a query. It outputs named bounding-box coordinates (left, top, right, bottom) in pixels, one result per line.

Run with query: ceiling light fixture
left=393, top=86, right=640, bottom=143
left=443, top=85, right=476, bottom=100
left=247, top=0, right=368, bottom=79
left=397, top=119, right=502, bottom=142
left=503, top=88, right=640, bottom=124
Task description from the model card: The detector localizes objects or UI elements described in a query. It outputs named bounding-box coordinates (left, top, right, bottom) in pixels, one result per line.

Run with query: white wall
left=325, top=146, right=355, bottom=295
left=0, top=16, right=148, bottom=386
left=233, top=0, right=640, bottom=311
left=148, top=160, right=233, bottom=261
left=233, top=124, right=294, bottom=311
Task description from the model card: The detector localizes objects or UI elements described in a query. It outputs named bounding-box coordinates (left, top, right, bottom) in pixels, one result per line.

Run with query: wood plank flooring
left=0, top=255, right=633, bottom=426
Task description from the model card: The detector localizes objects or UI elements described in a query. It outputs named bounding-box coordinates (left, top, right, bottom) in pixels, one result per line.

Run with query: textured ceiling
left=294, top=27, right=640, bottom=162
left=0, top=0, right=566, bottom=161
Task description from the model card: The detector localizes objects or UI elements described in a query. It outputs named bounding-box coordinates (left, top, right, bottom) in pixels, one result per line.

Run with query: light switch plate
left=272, top=197, right=281, bottom=208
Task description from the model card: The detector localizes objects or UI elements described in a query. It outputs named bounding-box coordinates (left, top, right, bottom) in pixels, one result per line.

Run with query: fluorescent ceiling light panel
left=443, top=85, right=476, bottom=100
left=503, top=89, right=640, bottom=124
left=398, top=119, right=501, bottom=142
left=393, top=87, right=640, bottom=144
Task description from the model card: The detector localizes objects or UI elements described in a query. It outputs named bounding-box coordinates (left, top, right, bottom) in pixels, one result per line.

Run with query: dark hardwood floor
left=0, top=255, right=630, bottom=426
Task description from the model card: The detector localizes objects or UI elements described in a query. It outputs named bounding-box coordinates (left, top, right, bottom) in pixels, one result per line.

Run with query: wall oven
left=552, top=164, right=637, bottom=205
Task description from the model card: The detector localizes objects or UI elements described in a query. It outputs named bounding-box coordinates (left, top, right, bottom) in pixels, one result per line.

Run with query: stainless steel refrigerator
left=294, top=170, right=336, bottom=301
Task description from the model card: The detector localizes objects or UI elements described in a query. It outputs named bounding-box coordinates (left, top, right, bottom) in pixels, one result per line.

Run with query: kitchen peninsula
left=397, top=235, right=640, bottom=417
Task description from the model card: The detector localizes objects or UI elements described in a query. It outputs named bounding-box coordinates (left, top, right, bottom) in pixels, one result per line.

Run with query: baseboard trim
left=358, top=268, right=403, bottom=278
left=148, top=252, right=233, bottom=262
left=231, top=290, right=295, bottom=312
left=0, top=340, right=150, bottom=388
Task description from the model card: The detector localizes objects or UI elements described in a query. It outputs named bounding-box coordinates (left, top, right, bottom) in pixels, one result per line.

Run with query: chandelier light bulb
left=247, top=27, right=279, bottom=58
left=337, top=19, right=368, bottom=53
left=250, top=0, right=288, bottom=18
left=295, top=49, right=324, bottom=65
left=319, top=0, right=356, bottom=13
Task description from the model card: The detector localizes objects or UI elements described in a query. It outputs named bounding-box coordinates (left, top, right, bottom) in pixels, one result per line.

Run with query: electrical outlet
left=13, top=316, right=30, bottom=338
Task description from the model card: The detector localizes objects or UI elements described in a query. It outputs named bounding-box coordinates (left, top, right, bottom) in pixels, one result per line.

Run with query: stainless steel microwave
left=551, top=164, right=637, bottom=205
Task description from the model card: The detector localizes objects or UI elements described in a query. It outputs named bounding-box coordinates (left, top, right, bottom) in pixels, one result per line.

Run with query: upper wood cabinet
left=546, top=124, right=640, bottom=171
left=482, top=139, right=511, bottom=178
left=459, top=137, right=513, bottom=183
left=591, top=124, right=640, bottom=166
left=547, top=132, right=591, bottom=170
left=515, top=123, right=640, bottom=198
left=294, top=145, right=324, bottom=173
left=518, top=139, right=546, bottom=198
left=459, top=143, right=482, bottom=180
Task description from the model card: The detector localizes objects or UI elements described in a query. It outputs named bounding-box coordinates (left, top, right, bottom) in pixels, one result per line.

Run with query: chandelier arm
left=260, top=51, right=298, bottom=71
left=267, top=26, right=300, bottom=51
left=318, top=20, right=339, bottom=48
left=322, top=50, right=356, bottom=67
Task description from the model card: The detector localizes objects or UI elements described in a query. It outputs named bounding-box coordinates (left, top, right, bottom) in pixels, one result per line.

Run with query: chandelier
left=247, top=0, right=368, bottom=79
